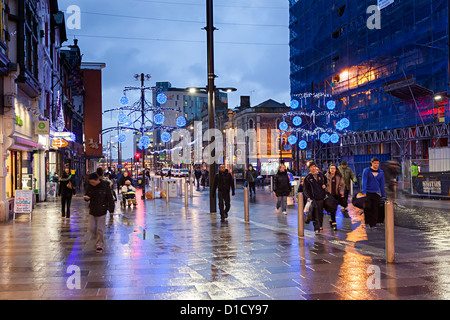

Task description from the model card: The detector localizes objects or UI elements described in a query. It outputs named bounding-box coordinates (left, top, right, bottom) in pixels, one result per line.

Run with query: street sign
left=52, top=138, right=68, bottom=148
left=35, top=121, right=50, bottom=135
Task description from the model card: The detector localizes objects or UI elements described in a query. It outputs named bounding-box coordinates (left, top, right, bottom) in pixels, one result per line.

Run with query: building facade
left=289, top=0, right=450, bottom=174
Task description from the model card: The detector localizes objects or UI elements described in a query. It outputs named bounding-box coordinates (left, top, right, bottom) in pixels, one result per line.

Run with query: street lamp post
left=185, top=0, right=236, bottom=213
left=206, top=0, right=217, bottom=213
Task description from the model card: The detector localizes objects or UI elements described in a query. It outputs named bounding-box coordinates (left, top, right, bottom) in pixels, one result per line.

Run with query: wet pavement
left=1, top=182, right=450, bottom=300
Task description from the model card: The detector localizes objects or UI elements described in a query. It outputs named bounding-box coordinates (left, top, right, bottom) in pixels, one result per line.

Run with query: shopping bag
left=304, top=200, right=313, bottom=224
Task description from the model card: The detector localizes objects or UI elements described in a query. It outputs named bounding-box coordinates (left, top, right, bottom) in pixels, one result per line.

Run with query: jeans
left=88, top=214, right=106, bottom=249
left=248, top=181, right=256, bottom=195
left=196, top=177, right=200, bottom=189
left=218, top=191, right=231, bottom=219
left=312, top=199, right=324, bottom=231
left=61, top=196, right=72, bottom=218
left=276, top=196, right=287, bottom=212
left=365, top=192, right=380, bottom=227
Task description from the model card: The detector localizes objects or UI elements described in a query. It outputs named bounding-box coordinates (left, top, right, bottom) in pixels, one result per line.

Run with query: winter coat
left=59, top=172, right=75, bottom=197
left=194, top=169, right=202, bottom=179
left=273, top=170, right=291, bottom=197
left=213, top=170, right=235, bottom=194
left=245, top=169, right=257, bottom=183
left=338, top=165, right=357, bottom=190
left=85, top=180, right=115, bottom=217
left=325, top=173, right=345, bottom=197
left=303, top=171, right=327, bottom=201
left=118, top=175, right=133, bottom=187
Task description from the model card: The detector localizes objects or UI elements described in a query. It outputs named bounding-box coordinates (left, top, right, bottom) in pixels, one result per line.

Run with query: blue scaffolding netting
left=289, top=0, right=450, bottom=133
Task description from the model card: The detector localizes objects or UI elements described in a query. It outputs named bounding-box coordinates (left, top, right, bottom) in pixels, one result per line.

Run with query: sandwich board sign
left=14, top=190, right=34, bottom=220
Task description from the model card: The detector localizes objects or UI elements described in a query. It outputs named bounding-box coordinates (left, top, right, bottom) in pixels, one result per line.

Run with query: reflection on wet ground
left=1, top=186, right=449, bottom=300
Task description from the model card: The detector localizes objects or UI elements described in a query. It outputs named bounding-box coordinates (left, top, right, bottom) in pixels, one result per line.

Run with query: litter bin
left=165, top=179, right=178, bottom=198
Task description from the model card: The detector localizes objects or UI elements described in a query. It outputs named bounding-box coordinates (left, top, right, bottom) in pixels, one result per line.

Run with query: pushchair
left=121, top=184, right=136, bottom=208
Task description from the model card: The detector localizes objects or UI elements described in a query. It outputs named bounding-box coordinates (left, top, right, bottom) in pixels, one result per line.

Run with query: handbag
left=324, top=193, right=338, bottom=213
left=352, top=193, right=367, bottom=209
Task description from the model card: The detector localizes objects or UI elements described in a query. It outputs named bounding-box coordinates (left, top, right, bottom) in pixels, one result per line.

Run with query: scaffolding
left=289, top=0, right=450, bottom=163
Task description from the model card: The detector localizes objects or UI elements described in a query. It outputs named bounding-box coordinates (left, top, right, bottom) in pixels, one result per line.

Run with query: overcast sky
left=59, top=0, right=290, bottom=157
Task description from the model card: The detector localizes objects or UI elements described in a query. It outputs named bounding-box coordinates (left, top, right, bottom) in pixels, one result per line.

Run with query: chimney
left=240, top=96, right=250, bottom=108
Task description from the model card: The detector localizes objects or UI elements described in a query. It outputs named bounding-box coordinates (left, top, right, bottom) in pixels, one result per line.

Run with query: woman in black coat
left=273, top=164, right=291, bottom=215
left=59, top=165, right=76, bottom=219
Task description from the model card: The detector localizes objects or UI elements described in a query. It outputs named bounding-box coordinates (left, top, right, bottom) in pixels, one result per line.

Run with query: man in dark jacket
left=303, top=161, right=327, bottom=235
left=84, top=173, right=115, bottom=253
left=273, top=164, right=291, bottom=215
left=213, top=165, right=235, bottom=222
left=245, top=165, right=258, bottom=196
left=59, top=166, right=76, bottom=219
left=118, top=171, right=133, bottom=189
left=194, top=166, right=202, bottom=190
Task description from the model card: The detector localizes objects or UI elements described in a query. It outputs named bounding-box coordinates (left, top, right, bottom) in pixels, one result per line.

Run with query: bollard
left=244, top=187, right=249, bottom=222
left=270, top=176, right=273, bottom=192
left=234, top=175, right=237, bottom=190
left=184, top=181, right=188, bottom=207
left=152, top=180, right=155, bottom=200
left=165, top=181, right=169, bottom=204
left=190, top=176, right=194, bottom=197
left=297, top=192, right=304, bottom=237
left=350, top=181, right=354, bottom=197
left=385, top=201, right=395, bottom=263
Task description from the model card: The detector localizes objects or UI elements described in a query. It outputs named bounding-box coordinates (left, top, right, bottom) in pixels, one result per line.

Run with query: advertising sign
left=14, top=190, right=34, bottom=218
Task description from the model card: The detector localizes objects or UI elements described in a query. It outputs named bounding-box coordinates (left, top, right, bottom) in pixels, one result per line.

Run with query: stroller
left=121, top=181, right=136, bottom=208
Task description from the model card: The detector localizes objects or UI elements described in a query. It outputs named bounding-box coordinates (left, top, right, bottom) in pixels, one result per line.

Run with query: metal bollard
left=350, top=182, right=354, bottom=196
left=184, top=181, right=188, bottom=207
left=297, top=192, right=304, bottom=237
left=385, top=201, right=395, bottom=263
left=152, top=180, right=155, bottom=200
left=244, top=187, right=249, bottom=222
left=190, top=176, right=193, bottom=197
left=165, top=181, right=169, bottom=204
left=270, top=176, right=273, bottom=192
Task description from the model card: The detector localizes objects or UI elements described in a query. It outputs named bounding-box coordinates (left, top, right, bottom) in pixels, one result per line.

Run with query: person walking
left=118, top=171, right=133, bottom=189
left=245, top=165, right=258, bottom=197
left=59, top=165, right=76, bottom=219
left=84, top=173, right=115, bottom=253
left=97, top=167, right=117, bottom=214
left=338, top=160, right=357, bottom=214
left=273, top=164, right=291, bottom=215
left=361, top=157, right=387, bottom=229
left=213, top=165, right=235, bottom=222
left=303, top=161, right=327, bottom=235
left=194, top=166, right=202, bottom=190
left=325, top=164, right=345, bottom=231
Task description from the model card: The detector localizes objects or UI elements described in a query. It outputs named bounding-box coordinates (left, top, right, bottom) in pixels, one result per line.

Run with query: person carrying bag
left=303, top=161, right=327, bottom=235
left=325, top=164, right=345, bottom=230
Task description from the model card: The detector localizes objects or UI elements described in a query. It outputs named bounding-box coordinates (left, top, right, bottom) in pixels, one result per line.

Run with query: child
left=121, top=180, right=136, bottom=208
